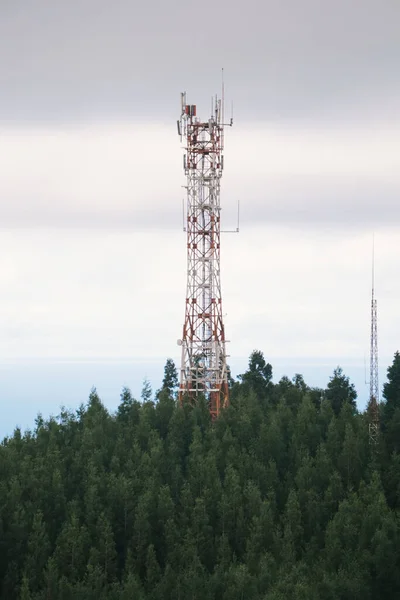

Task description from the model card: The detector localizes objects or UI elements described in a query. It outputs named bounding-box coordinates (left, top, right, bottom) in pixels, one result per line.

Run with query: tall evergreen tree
left=325, top=367, right=357, bottom=416
left=161, top=358, right=178, bottom=396
left=24, top=510, right=50, bottom=593
left=382, top=352, right=400, bottom=454
left=141, top=378, right=153, bottom=402
left=238, top=350, right=273, bottom=398
left=383, top=351, right=400, bottom=422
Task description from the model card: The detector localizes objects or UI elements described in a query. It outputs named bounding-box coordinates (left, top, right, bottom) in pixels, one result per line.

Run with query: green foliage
left=0, top=354, right=399, bottom=599
left=238, top=350, right=273, bottom=399
left=383, top=352, right=400, bottom=411
left=382, top=352, right=400, bottom=453
left=141, top=378, right=153, bottom=402
left=325, top=366, right=357, bottom=416
left=160, top=358, right=178, bottom=396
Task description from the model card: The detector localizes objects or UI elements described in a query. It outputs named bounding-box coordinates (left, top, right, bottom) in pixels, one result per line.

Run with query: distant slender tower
left=368, top=237, right=379, bottom=444
left=177, top=85, right=233, bottom=419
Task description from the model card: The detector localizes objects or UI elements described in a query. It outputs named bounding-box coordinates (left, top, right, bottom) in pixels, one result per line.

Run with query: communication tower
left=368, top=237, right=379, bottom=444
left=177, top=80, right=233, bottom=419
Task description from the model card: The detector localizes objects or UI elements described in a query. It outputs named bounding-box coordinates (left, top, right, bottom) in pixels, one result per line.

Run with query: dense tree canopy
left=0, top=353, right=400, bottom=599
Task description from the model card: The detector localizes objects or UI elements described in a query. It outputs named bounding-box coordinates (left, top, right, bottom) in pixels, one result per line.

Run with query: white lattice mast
left=368, top=236, right=379, bottom=444
left=177, top=83, right=233, bottom=419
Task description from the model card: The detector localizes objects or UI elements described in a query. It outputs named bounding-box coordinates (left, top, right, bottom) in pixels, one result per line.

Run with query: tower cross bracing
left=177, top=91, right=232, bottom=419
left=368, top=238, right=379, bottom=445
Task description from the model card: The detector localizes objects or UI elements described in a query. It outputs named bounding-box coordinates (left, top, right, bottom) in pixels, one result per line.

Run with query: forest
left=1, top=350, right=400, bottom=599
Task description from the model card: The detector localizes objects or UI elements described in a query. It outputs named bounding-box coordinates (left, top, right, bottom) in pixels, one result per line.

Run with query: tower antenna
left=177, top=79, right=234, bottom=419
left=368, top=233, right=379, bottom=445
left=222, top=67, right=224, bottom=131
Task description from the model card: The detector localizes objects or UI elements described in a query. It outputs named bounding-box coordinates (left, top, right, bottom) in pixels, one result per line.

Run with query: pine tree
left=382, top=352, right=400, bottom=447
left=43, top=556, right=59, bottom=599
left=96, top=513, right=117, bottom=582
left=325, top=367, right=357, bottom=416
left=117, top=387, right=141, bottom=425
left=19, top=575, right=31, bottom=600
left=238, top=350, right=273, bottom=399
left=383, top=352, right=400, bottom=409
left=161, top=358, right=178, bottom=396
left=24, top=510, right=50, bottom=593
left=141, top=378, right=153, bottom=402
left=121, top=572, right=145, bottom=599
left=145, top=544, right=161, bottom=599
left=55, top=513, right=89, bottom=582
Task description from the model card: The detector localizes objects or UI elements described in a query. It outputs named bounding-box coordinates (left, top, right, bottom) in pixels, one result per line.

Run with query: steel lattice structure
left=177, top=90, right=232, bottom=419
left=368, top=242, right=379, bottom=445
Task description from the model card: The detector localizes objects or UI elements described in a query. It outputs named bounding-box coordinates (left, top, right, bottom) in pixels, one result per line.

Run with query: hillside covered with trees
left=1, top=351, right=400, bottom=599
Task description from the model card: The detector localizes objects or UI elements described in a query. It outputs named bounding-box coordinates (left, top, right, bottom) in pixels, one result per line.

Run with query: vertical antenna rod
left=368, top=234, right=379, bottom=445
left=177, top=81, right=233, bottom=419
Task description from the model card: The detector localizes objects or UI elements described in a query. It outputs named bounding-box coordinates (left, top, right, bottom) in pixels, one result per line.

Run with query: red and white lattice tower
left=177, top=87, right=233, bottom=419
left=368, top=238, right=379, bottom=445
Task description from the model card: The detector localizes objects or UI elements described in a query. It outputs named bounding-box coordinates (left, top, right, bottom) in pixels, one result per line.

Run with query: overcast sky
left=0, top=0, right=399, bottom=122
left=0, top=0, right=399, bottom=429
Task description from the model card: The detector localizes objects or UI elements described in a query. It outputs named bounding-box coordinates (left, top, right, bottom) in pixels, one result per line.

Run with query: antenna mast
left=368, top=235, right=379, bottom=445
left=177, top=77, right=233, bottom=419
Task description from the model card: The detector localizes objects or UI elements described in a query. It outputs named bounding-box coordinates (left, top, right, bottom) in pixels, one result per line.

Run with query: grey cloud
left=0, top=205, right=181, bottom=230
left=0, top=0, right=399, bottom=123
left=235, top=176, right=400, bottom=229
left=1, top=176, right=398, bottom=231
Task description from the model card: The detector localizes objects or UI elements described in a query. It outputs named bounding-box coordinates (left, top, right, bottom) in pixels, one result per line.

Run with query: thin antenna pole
left=222, top=67, right=224, bottom=127
left=372, top=232, right=375, bottom=298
